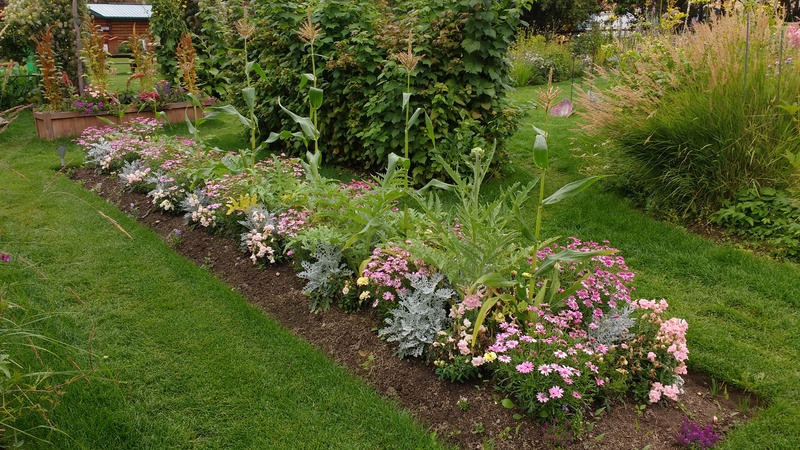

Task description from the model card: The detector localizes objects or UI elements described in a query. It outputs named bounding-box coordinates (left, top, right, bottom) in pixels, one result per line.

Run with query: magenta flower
left=548, top=386, right=564, bottom=399
left=0, top=252, right=9, bottom=263
left=516, top=361, right=534, bottom=374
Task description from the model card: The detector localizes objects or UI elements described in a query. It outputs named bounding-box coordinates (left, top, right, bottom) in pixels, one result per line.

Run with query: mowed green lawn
left=0, top=113, right=443, bottom=449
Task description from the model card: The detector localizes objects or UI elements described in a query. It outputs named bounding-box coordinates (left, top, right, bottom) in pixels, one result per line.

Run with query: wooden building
left=87, top=3, right=151, bottom=54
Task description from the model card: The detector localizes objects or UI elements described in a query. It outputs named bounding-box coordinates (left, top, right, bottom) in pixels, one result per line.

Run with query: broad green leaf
left=385, top=152, right=401, bottom=180
left=206, top=105, right=252, bottom=128
left=418, top=178, right=453, bottom=192
left=309, top=87, right=323, bottom=110
left=534, top=249, right=616, bottom=278
left=242, top=87, right=256, bottom=111
left=96, top=116, right=115, bottom=126
left=300, top=73, right=315, bottom=89
left=424, top=112, right=435, bottom=143
left=531, top=124, right=547, bottom=136
left=266, top=132, right=281, bottom=143
left=471, top=295, right=501, bottom=348
left=534, top=279, right=548, bottom=305
left=402, top=92, right=411, bottom=109
left=187, top=92, right=202, bottom=107
left=249, top=61, right=268, bottom=81
left=185, top=111, right=197, bottom=135
left=501, top=399, right=515, bottom=409
left=407, top=107, right=423, bottom=130
left=462, top=38, right=481, bottom=53
left=474, top=272, right=517, bottom=288
left=278, top=98, right=319, bottom=141
left=533, top=134, right=548, bottom=169
left=542, top=176, right=605, bottom=205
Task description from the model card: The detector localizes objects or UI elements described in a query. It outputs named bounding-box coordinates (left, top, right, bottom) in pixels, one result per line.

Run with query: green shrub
left=508, top=31, right=583, bottom=87
left=713, top=187, right=800, bottom=260
left=0, top=64, right=39, bottom=109
left=237, top=0, right=525, bottom=182
left=0, top=0, right=85, bottom=83
left=580, top=9, right=800, bottom=217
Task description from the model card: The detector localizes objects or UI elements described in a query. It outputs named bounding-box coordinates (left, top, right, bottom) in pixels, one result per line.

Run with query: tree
left=521, top=0, right=604, bottom=36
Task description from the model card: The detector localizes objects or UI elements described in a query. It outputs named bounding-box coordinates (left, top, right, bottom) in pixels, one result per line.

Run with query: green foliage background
left=226, top=0, right=526, bottom=182
left=149, top=0, right=189, bottom=85
left=0, top=0, right=87, bottom=83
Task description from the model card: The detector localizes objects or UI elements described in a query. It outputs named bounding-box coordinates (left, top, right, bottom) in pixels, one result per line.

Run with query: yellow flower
left=356, top=276, right=369, bottom=286
left=483, top=351, right=497, bottom=363
left=359, top=291, right=370, bottom=300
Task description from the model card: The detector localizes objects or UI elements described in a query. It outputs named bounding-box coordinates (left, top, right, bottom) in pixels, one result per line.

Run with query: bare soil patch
left=71, top=167, right=758, bottom=449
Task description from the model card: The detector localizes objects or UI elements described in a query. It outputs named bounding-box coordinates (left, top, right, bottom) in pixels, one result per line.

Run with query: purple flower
left=0, top=252, right=9, bottom=263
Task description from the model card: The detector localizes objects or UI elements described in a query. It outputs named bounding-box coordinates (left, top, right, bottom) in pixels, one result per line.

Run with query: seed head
left=236, top=5, right=256, bottom=40
left=297, top=8, right=321, bottom=45
left=395, top=30, right=423, bottom=73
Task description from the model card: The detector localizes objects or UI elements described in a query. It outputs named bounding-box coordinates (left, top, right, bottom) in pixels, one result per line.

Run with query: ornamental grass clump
left=579, top=8, right=800, bottom=217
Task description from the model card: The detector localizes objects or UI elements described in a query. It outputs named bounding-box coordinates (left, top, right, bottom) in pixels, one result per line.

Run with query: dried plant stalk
left=81, top=18, right=110, bottom=92
left=34, top=27, right=65, bottom=111
left=126, top=24, right=157, bottom=92
left=537, top=68, right=561, bottom=116
left=176, top=33, right=199, bottom=94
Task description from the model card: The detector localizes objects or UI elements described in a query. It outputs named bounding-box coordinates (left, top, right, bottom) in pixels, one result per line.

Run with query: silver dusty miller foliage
left=589, top=306, right=637, bottom=346
left=297, top=243, right=353, bottom=312
left=379, top=273, right=454, bottom=358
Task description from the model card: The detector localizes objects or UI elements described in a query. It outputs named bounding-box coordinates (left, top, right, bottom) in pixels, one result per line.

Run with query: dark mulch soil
left=72, top=167, right=759, bottom=449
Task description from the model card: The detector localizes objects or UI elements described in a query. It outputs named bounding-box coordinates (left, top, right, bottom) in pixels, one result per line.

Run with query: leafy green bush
left=569, top=26, right=615, bottom=67
left=580, top=9, right=800, bottom=217
left=149, top=0, right=189, bottom=85
left=508, top=31, right=583, bottom=87
left=0, top=64, right=39, bottom=109
left=0, top=0, right=85, bottom=82
left=713, top=187, right=800, bottom=260
left=238, top=0, right=525, bottom=182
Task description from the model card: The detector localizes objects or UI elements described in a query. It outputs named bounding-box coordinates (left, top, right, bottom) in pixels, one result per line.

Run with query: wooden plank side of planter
left=34, top=102, right=207, bottom=141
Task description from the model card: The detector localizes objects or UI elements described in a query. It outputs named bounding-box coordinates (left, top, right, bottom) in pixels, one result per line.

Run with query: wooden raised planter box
left=34, top=101, right=207, bottom=141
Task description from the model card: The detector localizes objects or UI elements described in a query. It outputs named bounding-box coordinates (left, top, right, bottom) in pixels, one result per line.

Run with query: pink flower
left=572, top=391, right=582, bottom=399
left=536, top=392, right=549, bottom=403
left=649, top=388, right=662, bottom=403
left=548, top=386, right=564, bottom=399
left=462, top=294, right=482, bottom=311
left=498, top=355, right=511, bottom=363
left=663, top=384, right=681, bottom=401
left=647, top=352, right=657, bottom=362
left=538, top=364, right=553, bottom=375
left=516, top=361, right=534, bottom=374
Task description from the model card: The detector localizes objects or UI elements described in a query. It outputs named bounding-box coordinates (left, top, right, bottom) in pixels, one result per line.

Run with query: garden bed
left=72, top=167, right=758, bottom=450
left=34, top=101, right=207, bottom=141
